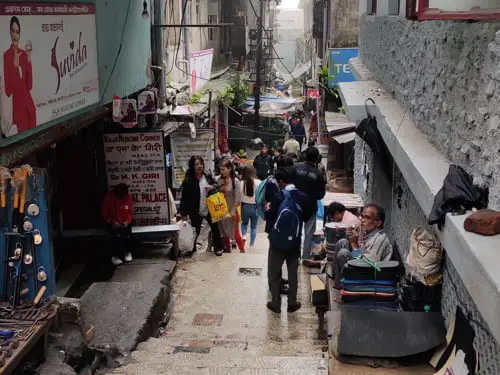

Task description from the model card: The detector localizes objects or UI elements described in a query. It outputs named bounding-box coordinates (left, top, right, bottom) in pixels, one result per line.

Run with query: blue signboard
left=328, top=48, right=359, bottom=88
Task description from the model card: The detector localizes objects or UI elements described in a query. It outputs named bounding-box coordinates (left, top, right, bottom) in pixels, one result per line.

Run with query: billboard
left=328, top=48, right=359, bottom=88
left=0, top=3, right=99, bottom=138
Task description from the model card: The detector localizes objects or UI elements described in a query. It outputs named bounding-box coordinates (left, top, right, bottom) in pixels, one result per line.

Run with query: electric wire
left=166, top=0, right=189, bottom=77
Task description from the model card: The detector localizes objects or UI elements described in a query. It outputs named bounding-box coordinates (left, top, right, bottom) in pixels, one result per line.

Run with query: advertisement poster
left=328, top=48, right=358, bottom=88
left=0, top=3, right=99, bottom=138
left=170, top=129, right=214, bottom=188
left=190, top=49, right=213, bottom=95
left=103, top=132, right=169, bottom=227
left=138, top=90, right=156, bottom=115
left=120, top=99, right=137, bottom=128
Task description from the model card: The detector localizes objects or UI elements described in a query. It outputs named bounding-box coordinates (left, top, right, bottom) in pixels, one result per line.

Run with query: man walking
left=253, top=145, right=274, bottom=180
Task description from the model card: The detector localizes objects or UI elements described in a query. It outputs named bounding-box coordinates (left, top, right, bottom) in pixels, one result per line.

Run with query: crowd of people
left=101, top=112, right=394, bottom=314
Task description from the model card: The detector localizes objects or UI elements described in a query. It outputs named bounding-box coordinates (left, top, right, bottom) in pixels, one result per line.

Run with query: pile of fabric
left=340, top=259, right=400, bottom=312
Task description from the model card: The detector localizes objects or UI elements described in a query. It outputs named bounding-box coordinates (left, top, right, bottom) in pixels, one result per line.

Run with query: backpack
left=256, top=176, right=276, bottom=219
left=269, top=190, right=303, bottom=251
left=292, top=163, right=326, bottom=200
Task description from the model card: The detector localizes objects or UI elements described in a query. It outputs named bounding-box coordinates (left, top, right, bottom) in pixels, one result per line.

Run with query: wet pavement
left=109, top=231, right=329, bottom=374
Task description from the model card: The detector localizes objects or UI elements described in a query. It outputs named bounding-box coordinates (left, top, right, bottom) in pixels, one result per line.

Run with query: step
left=136, top=337, right=327, bottom=357
left=111, top=355, right=328, bottom=374
left=111, top=365, right=328, bottom=375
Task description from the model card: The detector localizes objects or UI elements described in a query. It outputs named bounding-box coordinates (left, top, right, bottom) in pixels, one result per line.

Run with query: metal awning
left=333, top=131, right=355, bottom=144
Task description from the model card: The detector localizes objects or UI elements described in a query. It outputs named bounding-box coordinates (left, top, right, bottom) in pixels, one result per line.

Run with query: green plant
left=318, top=65, right=340, bottom=100
left=188, top=92, right=202, bottom=105
left=221, top=74, right=249, bottom=110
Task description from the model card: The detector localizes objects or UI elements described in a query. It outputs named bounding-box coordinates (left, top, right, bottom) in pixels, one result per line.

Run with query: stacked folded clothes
left=340, top=259, right=400, bottom=311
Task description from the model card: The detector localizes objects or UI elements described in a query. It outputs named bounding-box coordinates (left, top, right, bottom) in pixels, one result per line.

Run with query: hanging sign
left=112, top=95, right=122, bottom=122
left=103, top=131, right=169, bottom=226
left=120, top=99, right=137, bottom=128
left=328, top=48, right=359, bottom=88
left=189, top=49, right=214, bottom=95
left=170, top=129, right=214, bottom=188
left=0, top=3, right=99, bottom=138
left=307, top=88, right=320, bottom=98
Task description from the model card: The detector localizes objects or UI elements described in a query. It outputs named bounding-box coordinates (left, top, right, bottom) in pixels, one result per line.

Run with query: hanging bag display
left=206, top=192, right=230, bottom=222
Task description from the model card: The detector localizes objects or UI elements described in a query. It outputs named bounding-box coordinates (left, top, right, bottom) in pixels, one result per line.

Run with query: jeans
left=268, top=245, right=299, bottom=308
left=190, top=213, right=224, bottom=252
left=302, top=215, right=316, bottom=259
left=241, top=203, right=258, bottom=245
left=107, top=224, right=131, bottom=258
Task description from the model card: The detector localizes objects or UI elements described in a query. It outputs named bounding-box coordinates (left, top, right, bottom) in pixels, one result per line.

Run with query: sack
left=207, top=192, right=230, bottom=223
left=178, top=221, right=195, bottom=251
left=270, top=190, right=302, bottom=251
left=406, top=228, right=443, bottom=285
left=292, top=163, right=326, bottom=200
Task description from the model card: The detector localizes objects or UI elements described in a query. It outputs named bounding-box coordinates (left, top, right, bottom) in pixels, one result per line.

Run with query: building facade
left=339, top=2, right=500, bottom=373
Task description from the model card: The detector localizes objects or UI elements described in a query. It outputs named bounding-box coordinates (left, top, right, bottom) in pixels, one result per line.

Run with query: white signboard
left=189, top=49, right=214, bottom=95
left=0, top=2, right=99, bottom=138
left=170, top=130, right=214, bottom=188
left=103, top=132, right=170, bottom=227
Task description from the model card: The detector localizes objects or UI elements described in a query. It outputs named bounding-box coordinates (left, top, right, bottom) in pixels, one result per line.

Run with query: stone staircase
left=108, top=238, right=328, bottom=375
left=110, top=334, right=328, bottom=374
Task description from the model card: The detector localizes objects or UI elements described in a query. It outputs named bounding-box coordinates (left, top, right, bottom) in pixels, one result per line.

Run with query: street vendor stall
left=0, top=167, right=58, bottom=372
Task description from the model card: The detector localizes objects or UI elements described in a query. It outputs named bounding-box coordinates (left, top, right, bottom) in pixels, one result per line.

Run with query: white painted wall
left=430, top=0, right=500, bottom=11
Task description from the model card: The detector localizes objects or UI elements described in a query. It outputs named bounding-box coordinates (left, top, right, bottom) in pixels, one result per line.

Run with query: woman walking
left=240, top=165, right=260, bottom=250
left=218, top=159, right=245, bottom=253
left=180, top=156, right=224, bottom=256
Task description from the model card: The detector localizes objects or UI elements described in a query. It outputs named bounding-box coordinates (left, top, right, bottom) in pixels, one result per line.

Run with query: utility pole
left=153, top=0, right=166, bottom=108
left=254, top=0, right=264, bottom=132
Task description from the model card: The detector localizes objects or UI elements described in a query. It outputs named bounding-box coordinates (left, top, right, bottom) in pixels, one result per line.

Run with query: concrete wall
left=358, top=16, right=500, bottom=210
left=329, top=0, right=359, bottom=47
left=353, top=136, right=500, bottom=374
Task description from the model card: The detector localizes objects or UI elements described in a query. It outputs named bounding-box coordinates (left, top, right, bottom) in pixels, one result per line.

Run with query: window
left=388, top=0, right=400, bottom=15
left=208, top=15, right=218, bottom=41
left=366, top=0, right=377, bottom=15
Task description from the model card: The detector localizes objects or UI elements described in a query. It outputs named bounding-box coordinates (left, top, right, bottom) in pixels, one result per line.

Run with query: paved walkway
left=111, top=232, right=328, bottom=375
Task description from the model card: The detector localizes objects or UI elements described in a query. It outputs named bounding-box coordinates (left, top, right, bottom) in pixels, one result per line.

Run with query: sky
left=278, top=0, right=299, bottom=9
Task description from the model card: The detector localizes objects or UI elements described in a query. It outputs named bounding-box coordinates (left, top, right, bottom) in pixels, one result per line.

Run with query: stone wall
left=353, top=135, right=500, bottom=374
left=358, top=16, right=500, bottom=209
left=330, top=0, right=359, bottom=47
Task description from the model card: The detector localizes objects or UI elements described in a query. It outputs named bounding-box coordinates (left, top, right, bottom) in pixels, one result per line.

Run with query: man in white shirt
left=283, top=136, right=301, bottom=159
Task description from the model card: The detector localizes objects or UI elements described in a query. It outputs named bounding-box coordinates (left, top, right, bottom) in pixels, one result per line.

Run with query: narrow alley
left=110, top=231, right=329, bottom=375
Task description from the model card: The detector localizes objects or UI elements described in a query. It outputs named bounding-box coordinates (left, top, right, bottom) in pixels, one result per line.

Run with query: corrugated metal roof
left=333, top=132, right=355, bottom=144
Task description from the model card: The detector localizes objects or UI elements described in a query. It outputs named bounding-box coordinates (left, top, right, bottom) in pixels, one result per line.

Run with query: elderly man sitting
left=334, top=204, right=393, bottom=288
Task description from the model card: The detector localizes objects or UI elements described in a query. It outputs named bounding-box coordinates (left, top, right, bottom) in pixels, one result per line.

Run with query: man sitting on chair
left=334, top=204, right=393, bottom=288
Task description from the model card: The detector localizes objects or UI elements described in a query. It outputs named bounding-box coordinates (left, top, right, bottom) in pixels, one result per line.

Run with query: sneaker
left=124, top=252, right=133, bottom=262
left=111, top=256, right=123, bottom=266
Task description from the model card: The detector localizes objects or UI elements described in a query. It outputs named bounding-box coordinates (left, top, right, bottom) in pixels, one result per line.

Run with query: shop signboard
left=170, top=129, right=214, bottom=189
left=103, top=131, right=170, bottom=227
left=190, top=49, right=214, bottom=95
left=328, top=48, right=358, bottom=88
left=307, top=88, right=320, bottom=98
left=0, top=3, right=99, bottom=138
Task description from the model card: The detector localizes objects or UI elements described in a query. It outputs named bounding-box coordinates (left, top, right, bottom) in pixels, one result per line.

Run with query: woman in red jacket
left=3, top=16, right=36, bottom=135
left=103, top=184, right=134, bottom=265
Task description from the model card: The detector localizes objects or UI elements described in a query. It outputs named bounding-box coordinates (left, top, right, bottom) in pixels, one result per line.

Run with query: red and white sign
left=307, top=88, right=320, bottom=98
left=103, top=132, right=169, bottom=227
left=189, top=49, right=213, bottom=95
left=0, top=2, right=99, bottom=137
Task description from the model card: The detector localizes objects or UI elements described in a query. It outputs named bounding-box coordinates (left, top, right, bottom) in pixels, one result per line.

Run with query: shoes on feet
left=111, top=256, right=123, bottom=266
left=266, top=302, right=281, bottom=314
left=287, top=302, right=302, bottom=313
left=215, top=250, right=223, bottom=256
left=124, top=252, right=133, bottom=262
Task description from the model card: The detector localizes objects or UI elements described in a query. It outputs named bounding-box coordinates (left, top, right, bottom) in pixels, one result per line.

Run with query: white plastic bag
left=178, top=221, right=195, bottom=251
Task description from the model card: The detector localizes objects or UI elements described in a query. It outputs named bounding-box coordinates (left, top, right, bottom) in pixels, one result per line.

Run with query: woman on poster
left=3, top=16, right=36, bottom=135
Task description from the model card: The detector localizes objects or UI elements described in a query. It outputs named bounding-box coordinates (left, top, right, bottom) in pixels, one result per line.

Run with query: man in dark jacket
left=290, top=117, right=306, bottom=150
left=253, top=145, right=274, bottom=180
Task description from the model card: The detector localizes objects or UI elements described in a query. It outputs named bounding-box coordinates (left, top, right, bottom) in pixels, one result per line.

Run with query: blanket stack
left=341, top=259, right=400, bottom=311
